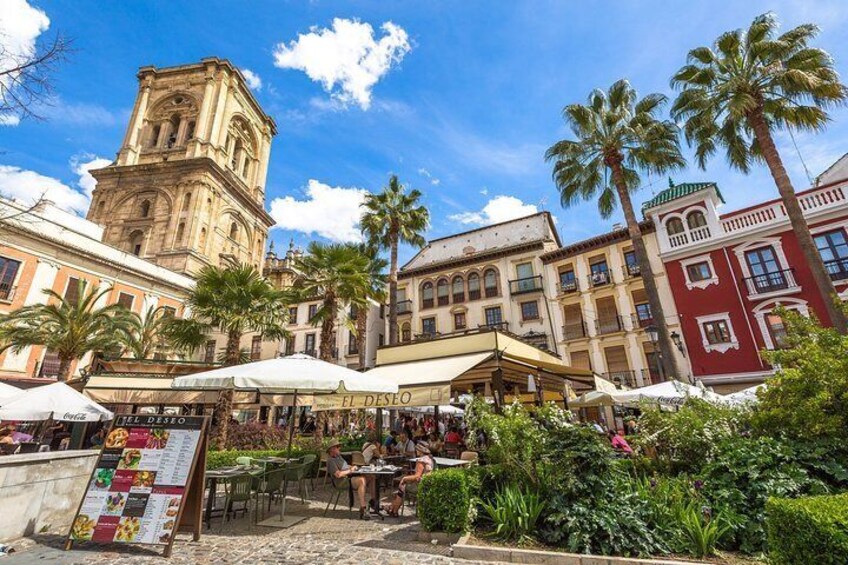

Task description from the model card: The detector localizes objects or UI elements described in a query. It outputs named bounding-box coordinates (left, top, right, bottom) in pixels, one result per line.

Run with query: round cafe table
left=348, top=464, right=401, bottom=519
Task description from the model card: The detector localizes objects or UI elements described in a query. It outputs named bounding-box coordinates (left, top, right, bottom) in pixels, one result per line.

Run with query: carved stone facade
left=86, top=58, right=276, bottom=275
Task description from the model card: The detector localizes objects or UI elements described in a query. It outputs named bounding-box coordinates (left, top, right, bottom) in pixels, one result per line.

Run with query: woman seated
left=361, top=432, right=381, bottom=464
left=384, top=441, right=433, bottom=516
left=427, top=432, right=443, bottom=456
left=608, top=429, right=633, bottom=455
left=444, top=426, right=462, bottom=445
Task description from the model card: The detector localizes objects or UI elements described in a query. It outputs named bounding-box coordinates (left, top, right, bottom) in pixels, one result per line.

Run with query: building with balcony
left=643, top=162, right=848, bottom=392
left=541, top=222, right=689, bottom=389
left=260, top=242, right=384, bottom=369
left=395, top=213, right=561, bottom=352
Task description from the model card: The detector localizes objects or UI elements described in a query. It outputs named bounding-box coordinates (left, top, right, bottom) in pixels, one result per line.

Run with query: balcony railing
left=562, top=321, right=588, bottom=341
left=481, top=321, right=509, bottom=332
left=824, top=258, right=848, bottom=281
left=396, top=299, right=413, bottom=314
left=0, top=283, right=15, bottom=302
left=604, top=370, right=638, bottom=388
left=509, top=275, right=543, bottom=296
left=559, top=278, right=579, bottom=294
left=641, top=368, right=660, bottom=385
left=743, top=268, right=798, bottom=295
left=588, top=271, right=611, bottom=287
left=631, top=313, right=653, bottom=329
left=624, top=263, right=641, bottom=278
left=596, top=315, right=624, bottom=335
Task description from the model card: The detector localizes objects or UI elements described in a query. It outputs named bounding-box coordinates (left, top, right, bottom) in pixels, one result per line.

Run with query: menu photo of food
left=70, top=515, right=96, bottom=541
left=117, top=449, right=142, bottom=470
left=91, top=468, right=115, bottom=491
left=132, top=470, right=156, bottom=490
left=105, top=427, right=129, bottom=449
left=145, top=429, right=169, bottom=449
left=103, top=492, right=127, bottom=516
left=115, top=517, right=141, bottom=542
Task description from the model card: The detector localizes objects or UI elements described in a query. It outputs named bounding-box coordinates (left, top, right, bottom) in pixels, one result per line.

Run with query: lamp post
left=645, top=324, right=666, bottom=383
left=670, top=331, right=686, bottom=356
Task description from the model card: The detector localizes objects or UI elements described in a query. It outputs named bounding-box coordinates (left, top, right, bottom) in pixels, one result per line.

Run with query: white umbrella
left=0, top=381, right=21, bottom=403
left=0, top=382, right=113, bottom=422
left=724, top=384, right=765, bottom=406
left=614, top=380, right=723, bottom=407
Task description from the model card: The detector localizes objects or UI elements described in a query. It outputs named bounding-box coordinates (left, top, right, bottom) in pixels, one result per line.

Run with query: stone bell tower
left=86, top=58, right=276, bottom=275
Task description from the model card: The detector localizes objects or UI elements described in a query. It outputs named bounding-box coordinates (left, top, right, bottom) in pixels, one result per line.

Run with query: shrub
left=417, top=469, right=473, bottom=533
left=480, top=483, right=546, bottom=543
left=676, top=502, right=733, bottom=558
left=223, top=422, right=292, bottom=450
left=766, top=493, right=848, bottom=564
left=206, top=447, right=312, bottom=470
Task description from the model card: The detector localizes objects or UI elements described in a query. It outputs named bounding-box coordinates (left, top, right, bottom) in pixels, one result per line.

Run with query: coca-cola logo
left=63, top=413, right=88, bottom=421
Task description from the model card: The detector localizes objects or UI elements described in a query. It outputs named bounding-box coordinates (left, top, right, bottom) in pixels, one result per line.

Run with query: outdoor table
left=203, top=466, right=262, bottom=528
left=349, top=464, right=402, bottom=519
left=433, top=456, right=471, bottom=468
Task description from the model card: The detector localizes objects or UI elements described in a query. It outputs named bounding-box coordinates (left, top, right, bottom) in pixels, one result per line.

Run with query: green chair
left=284, top=462, right=310, bottom=503
left=300, top=453, right=317, bottom=489
left=323, top=476, right=352, bottom=516
left=253, top=468, right=285, bottom=523
left=221, top=473, right=253, bottom=530
left=235, top=456, right=252, bottom=466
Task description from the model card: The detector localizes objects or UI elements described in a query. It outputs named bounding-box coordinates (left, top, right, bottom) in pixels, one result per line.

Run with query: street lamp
left=670, top=331, right=686, bottom=356
left=644, top=324, right=666, bottom=382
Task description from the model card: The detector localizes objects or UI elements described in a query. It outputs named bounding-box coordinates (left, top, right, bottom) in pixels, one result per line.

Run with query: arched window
left=199, top=227, right=207, bottom=249
left=484, top=268, right=499, bottom=298
left=231, top=139, right=243, bottom=170
left=97, top=201, right=105, bottom=216
left=149, top=124, right=161, bottom=148
left=687, top=210, right=707, bottom=229
left=401, top=322, right=411, bottom=342
left=421, top=282, right=434, bottom=309
left=666, top=217, right=685, bottom=235
left=467, top=272, right=481, bottom=300
left=129, top=230, right=144, bottom=257
left=437, top=279, right=449, bottom=306
left=242, top=158, right=250, bottom=179
left=452, top=275, right=465, bottom=303
left=175, top=222, right=185, bottom=245
left=229, top=222, right=239, bottom=242
left=185, top=120, right=196, bottom=140
left=139, top=200, right=151, bottom=218
left=166, top=115, right=180, bottom=148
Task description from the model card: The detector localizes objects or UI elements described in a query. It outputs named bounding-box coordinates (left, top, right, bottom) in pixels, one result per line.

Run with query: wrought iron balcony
left=631, top=312, right=654, bottom=329
left=396, top=299, right=413, bottom=315
left=562, top=321, right=588, bottom=341
left=641, top=367, right=661, bottom=385
left=481, top=321, right=509, bottom=332
left=824, top=258, right=848, bottom=281
left=588, top=271, right=611, bottom=287
left=0, top=283, right=15, bottom=302
left=509, top=275, right=543, bottom=296
left=743, top=268, right=798, bottom=295
left=596, top=315, right=624, bottom=335
left=624, top=263, right=641, bottom=278
left=603, top=370, right=638, bottom=388
left=559, top=278, right=579, bottom=294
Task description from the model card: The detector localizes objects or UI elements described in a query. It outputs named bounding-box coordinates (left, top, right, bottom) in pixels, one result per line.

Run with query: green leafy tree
left=352, top=243, right=387, bottom=369
left=165, top=264, right=289, bottom=449
left=545, top=79, right=686, bottom=379
left=0, top=282, right=134, bottom=382
left=671, top=12, right=848, bottom=332
left=360, top=175, right=429, bottom=345
left=124, top=305, right=178, bottom=360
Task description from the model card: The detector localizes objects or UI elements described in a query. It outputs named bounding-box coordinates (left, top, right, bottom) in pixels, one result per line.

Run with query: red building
left=643, top=164, right=848, bottom=393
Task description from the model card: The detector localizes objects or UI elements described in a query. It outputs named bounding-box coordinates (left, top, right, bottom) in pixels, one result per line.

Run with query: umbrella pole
left=281, top=390, right=297, bottom=521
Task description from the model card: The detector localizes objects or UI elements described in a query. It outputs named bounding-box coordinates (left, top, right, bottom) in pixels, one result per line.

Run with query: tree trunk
left=210, top=330, right=242, bottom=450
left=57, top=355, right=73, bottom=383
left=748, top=108, right=848, bottom=334
left=314, top=296, right=337, bottom=447
left=356, top=306, right=367, bottom=369
left=609, top=158, right=685, bottom=382
left=388, top=229, right=399, bottom=345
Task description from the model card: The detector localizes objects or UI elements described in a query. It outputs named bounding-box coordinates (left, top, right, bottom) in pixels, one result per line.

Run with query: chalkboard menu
left=65, top=415, right=207, bottom=557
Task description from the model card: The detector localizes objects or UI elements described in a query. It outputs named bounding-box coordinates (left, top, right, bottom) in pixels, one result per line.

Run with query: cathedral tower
left=86, top=58, right=276, bottom=275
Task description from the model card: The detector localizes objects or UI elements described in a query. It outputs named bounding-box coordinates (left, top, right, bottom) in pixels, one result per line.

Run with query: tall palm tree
left=671, top=12, right=848, bottom=333
left=353, top=244, right=388, bottom=369
left=124, top=305, right=178, bottom=360
left=361, top=175, right=429, bottom=345
left=292, top=242, right=373, bottom=443
left=0, top=282, right=135, bottom=382
left=165, top=264, right=289, bottom=449
left=545, top=79, right=686, bottom=381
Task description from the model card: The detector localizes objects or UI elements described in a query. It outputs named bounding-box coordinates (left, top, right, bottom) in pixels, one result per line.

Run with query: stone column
left=122, top=80, right=152, bottom=165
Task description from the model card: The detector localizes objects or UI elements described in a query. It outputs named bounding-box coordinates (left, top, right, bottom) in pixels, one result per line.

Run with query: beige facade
left=86, top=58, right=276, bottom=275
left=542, top=223, right=691, bottom=387
left=396, top=213, right=561, bottom=353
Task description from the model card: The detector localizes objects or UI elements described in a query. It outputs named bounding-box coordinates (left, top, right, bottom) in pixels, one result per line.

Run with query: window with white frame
left=696, top=312, right=739, bottom=353
left=681, top=254, right=719, bottom=290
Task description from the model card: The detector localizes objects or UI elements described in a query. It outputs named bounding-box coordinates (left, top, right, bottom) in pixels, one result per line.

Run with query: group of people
left=0, top=422, right=74, bottom=454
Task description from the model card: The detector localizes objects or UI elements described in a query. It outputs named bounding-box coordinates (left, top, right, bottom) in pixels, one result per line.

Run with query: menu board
left=66, top=415, right=207, bottom=556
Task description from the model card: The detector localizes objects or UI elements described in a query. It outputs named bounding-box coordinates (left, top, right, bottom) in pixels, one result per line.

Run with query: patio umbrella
left=723, top=383, right=765, bottom=406
left=0, top=382, right=114, bottom=422
left=171, top=354, right=399, bottom=527
left=613, top=380, right=723, bottom=407
left=0, top=381, right=21, bottom=403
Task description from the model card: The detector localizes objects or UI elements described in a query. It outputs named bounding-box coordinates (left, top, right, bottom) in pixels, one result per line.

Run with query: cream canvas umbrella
left=613, top=380, right=723, bottom=407
left=0, top=381, right=21, bottom=403
left=0, top=382, right=113, bottom=422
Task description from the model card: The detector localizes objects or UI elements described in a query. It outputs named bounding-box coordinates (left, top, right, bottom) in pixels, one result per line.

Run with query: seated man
left=327, top=440, right=376, bottom=520
left=383, top=430, right=398, bottom=454
left=397, top=431, right=415, bottom=457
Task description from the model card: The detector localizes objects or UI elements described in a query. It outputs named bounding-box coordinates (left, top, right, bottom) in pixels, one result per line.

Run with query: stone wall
left=0, top=450, right=99, bottom=542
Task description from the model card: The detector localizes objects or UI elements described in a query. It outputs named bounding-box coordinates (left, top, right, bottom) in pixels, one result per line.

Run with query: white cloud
left=480, top=188, right=489, bottom=196
left=42, top=99, right=121, bottom=126
left=269, top=179, right=367, bottom=242
left=241, top=68, right=262, bottom=91
left=0, top=154, right=110, bottom=214
left=272, top=18, right=411, bottom=110
left=0, top=0, right=51, bottom=126
left=449, top=195, right=538, bottom=226
left=417, top=167, right=440, bottom=186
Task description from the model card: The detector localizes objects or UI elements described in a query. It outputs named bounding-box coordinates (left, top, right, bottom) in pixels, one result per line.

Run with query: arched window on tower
left=687, top=211, right=707, bottom=229
left=175, top=222, right=185, bottom=245
left=129, top=230, right=144, bottom=257
left=242, top=158, right=250, bottom=180
left=97, top=201, right=105, bottom=216
left=666, top=217, right=685, bottom=235
left=149, top=124, right=161, bottom=148
left=182, top=193, right=191, bottom=212
left=231, top=139, right=243, bottom=170
left=167, top=114, right=180, bottom=148
left=199, top=227, right=207, bottom=250
left=139, top=200, right=151, bottom=218
left=229, top=222, right=239, bottom=242
left=185, top=120, right=196, bottom=141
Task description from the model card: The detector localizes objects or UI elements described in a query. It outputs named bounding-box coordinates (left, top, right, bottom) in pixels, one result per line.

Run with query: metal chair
left=254, top=468, right=285, bottom=523
left=323, top=476, right=352, bottom=516
left=443, top=442, right=461, bottom=458
left=283, top=462, right=311, bottom=503
left=460, top=451, right=479, bottom=465
left=318, top=452, right=330, bottom=487
left=351, top=452, right=366, bottom=466
left=235, top=456, right=252, bottom=466
left=221, top=473, right=253, bottom=530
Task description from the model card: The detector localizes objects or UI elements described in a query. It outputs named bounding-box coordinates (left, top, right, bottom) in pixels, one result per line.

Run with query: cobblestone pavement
left=4, top=485, right=499, bottom=565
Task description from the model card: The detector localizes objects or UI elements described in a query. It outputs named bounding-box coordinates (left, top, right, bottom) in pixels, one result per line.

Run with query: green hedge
left=766, top=493, right=848, bottom=564
left=417, top=468, right=473, bottom=533
left=206, top=448, right=314, bottom=470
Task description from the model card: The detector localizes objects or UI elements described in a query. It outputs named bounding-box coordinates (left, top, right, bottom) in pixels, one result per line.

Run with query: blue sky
left=3, top=1, right=848, bottom=265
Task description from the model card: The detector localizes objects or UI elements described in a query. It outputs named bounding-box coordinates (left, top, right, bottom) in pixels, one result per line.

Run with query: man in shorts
left=327, top=440, right=376, bottom=519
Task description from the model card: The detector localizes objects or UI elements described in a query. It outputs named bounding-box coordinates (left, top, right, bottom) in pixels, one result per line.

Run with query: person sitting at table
left=0, top=426, right=15, bottom=446
left=362, top=432, right=381, bottom=464
left=427, top=432, right=443, bottom=456
left=444, top=426, right=462, bottom=445
left=383, top=430, right=398, bottom=454
left=608, top=429, right=633, bottom=454
left=327, top=440, right=376, bottom=520
left=384, top=441, right=434, bottom=516
left=397, top=430, right=415, bottom=457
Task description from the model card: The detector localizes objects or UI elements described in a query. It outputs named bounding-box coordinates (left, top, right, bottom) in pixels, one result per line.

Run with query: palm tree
left=353, top=244, right=388, bottom=369
left=361, top=175, right=429, bottom=345
left=165, top=264, right=289, bottom=449
left=292, top=242, right=373, bottom=443
left=124, top=305, right=177, bottom=360
left=671, top=12, right=848, bottom=332
left=0, top=282, right=135, bottom=382
left=545, top=79, right=686, bottom=381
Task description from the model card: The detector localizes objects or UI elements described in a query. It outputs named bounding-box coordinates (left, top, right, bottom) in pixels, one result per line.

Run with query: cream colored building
left=395, top=213, right=561, bottom=353
left=542, top=222, right=691, bottom=387
left=86, top=58, right=276, bottom=275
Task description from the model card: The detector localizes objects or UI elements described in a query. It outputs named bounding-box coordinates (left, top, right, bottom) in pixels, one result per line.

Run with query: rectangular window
left=454, top=312, right=466, bottom=330
left=765, top=313, right=789, bottom=349
left=348, top=332, right=358, bottom=355
left=589, top=259, right=609, bottom=286
left=468, top=275, right=481, bottom=300
left=117, top=292, right=135, bottom=310
left=624, top=250, right=640, bottom=277
left=815, top=229, right=848, bottom=280
left=422, top=317, right=436, bottom=336
left=378, top=333, right=384, bottom=346
left=520, top=301, right=539, bottom=321
left=437, top=280, right=449, bottom=306
left=702, top=320, right=732, bottom=344
left=515, top=262, right=535, bottom=292
left=401, top=324, right=411, bottom=342
left=39, top=350, right=62, bottom=378
left=250, top=335, right=262, bottom=360
left=0, top=256, right=21, bottom=301
left=308, top=304, right=318, bottom=322
left=634, top=303, right=652, bottom=327
left=284, top=336, right=296, bottom=356
left=161, top=306, right=176, bottom=318
left=745, top=247, right=787, bottom=292
left=305, top=333, right=316, bottom=355
left=64, top=277, right=81, bottom=305
left=559, top=269, right=577, bottom=292
left=288, top=306, right=298, bottom=325
left=686, top=261, right=712, bottom=282
left=204, top=340, right=216, bottom=363
left=484, top=306, right=503, bottom=327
